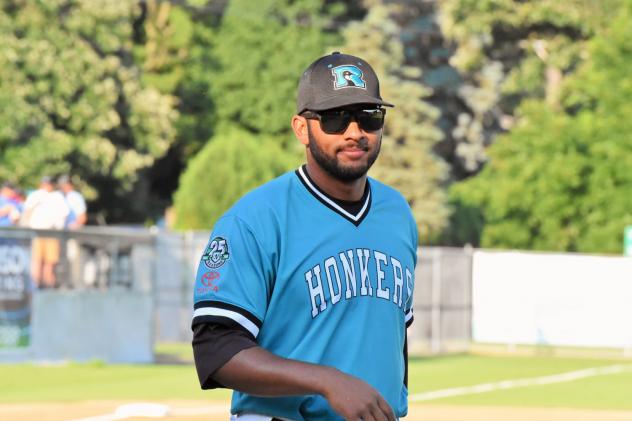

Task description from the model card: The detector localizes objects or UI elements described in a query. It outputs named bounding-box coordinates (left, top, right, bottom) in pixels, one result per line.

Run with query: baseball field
left=2, top=344, right=632, bottom=421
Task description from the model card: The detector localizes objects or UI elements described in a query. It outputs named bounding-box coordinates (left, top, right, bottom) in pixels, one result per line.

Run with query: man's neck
left=304, top=162, right=366, bottom=202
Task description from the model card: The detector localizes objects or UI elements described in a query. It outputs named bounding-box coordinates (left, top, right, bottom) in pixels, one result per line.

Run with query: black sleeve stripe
left=193, top=300, right=262, bottom=328
left=405, top=308, right=414, bottom=327
left=191, top=315, right=257, bottom=341
left=404, top=334, right=408, bottom=387
left=406, top=315, right=414, bottom=328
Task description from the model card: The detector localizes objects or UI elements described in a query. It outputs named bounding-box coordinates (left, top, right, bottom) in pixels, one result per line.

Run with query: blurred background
left=1, top=0, right=632, bottom=420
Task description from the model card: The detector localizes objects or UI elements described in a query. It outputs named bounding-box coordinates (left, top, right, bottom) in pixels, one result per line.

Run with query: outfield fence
left=2, top=226, right=631, bottom=363
left=0, top=227, right=155, bottom=362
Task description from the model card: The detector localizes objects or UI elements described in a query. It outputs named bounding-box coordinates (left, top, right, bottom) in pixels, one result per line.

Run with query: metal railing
left=0, top=226, right=155, bottom=291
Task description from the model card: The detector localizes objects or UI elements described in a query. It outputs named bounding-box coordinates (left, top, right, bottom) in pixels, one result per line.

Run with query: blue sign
left=0, top=238, right=32, bottom=348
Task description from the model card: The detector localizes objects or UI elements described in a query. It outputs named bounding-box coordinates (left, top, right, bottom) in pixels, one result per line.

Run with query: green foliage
left=172, top=10, right=220, bottom=160
left=134, top=0, right=219, bottom=160
left=135, top=1, right=195, bottom=94
left=208, top=0, right=341, bottom=137
left=339, top=4, right=449, bottom=241
left=0, top=0, right=176, bottom=220
left=437, top=0, right=622, bottom=176
left=450, top=0, right=632, bottom=253
left=173, top=126, right=300, bottom=230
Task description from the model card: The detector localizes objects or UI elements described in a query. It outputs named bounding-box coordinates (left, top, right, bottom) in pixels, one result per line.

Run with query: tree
left=132, top=0, right=224, bottom=221
left=208, top=0, right=342, bottom=139
left=449, top=0, right=632, bottom=253
left=437, top=0, right=622, bottom=177
left=339, top=3, right=450, bottom=241
left=0, top=0, right=177, bottom=222
left=173, top=126, right=299, bottom=229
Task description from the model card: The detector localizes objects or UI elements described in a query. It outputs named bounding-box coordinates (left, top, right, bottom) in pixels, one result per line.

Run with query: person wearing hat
left=57, top=175, right=87, bottom=230
left=21, top=176, right=69, bottom=288
left=192, top=52, right=416, bottom=421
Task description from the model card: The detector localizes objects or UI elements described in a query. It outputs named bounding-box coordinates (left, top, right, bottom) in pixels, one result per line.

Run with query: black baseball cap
left=296, top=52, right=394, bottom=114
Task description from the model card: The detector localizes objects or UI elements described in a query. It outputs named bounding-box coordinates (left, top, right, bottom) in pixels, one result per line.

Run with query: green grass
left=408, top=354, right=632, bottom=410
left=0, top=361, right=230, bottom=402
left=1, top=346, right=631, bottom=410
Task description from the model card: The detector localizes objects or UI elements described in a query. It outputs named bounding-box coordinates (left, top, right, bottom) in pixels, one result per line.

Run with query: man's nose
left=344, top=119, right=364, bottom=139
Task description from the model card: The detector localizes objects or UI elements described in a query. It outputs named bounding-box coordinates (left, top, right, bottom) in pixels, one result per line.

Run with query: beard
left=307, top=125, right=381, bottom=182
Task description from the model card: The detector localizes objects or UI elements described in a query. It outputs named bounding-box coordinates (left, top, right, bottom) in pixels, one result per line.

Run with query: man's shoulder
left=68, top=190, right=85, bottom=201
left=368, top=177, right=409, bottom=206
left=67, top=190, right=87, bottom=209
left=24, top=189, right=46, bottom=207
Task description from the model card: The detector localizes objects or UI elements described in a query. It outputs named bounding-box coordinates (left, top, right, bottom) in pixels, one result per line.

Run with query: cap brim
left=303, top=93, right=394, bottom=113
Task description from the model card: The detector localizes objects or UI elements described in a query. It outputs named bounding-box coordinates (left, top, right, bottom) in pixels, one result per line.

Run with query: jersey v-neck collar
left=295, top=165, right=372, bottom=227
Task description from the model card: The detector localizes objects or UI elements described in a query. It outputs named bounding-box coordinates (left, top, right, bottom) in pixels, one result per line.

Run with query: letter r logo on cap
left=332, top=65, right=366, bottom=90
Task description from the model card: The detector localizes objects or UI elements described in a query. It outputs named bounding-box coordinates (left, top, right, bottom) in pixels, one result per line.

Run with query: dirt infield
left=2, top=401, right=632, bottom=421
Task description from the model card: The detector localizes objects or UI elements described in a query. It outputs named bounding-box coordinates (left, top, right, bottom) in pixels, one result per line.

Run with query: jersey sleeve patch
left=201, top=236, right=230, bottom=269
left=193, top=300, right=262, bottom=340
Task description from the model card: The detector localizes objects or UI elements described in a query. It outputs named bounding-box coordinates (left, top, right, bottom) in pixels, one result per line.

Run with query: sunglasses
left=302, top=108, right=386, bottom=134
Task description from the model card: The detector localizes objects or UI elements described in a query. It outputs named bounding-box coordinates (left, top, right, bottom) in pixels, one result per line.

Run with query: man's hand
left=212, top=346, right=396, bottom=421
left=321, top=367, right=396, bottom=421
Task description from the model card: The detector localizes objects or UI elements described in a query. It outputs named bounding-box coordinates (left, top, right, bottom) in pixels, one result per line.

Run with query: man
left=22, top=176, right=69, bottom=288
left=57, top=175, right=87, bottom=229
left=57, top=175, right=87, bottom=287
left=192, top=52, right=417, bottom=421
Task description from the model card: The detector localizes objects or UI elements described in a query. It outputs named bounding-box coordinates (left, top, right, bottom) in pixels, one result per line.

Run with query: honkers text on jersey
left=304, top=248, right=413, bottom=318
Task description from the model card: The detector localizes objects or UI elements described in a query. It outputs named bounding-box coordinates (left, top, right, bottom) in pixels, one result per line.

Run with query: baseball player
left=192, top=52, right=417, bottom=421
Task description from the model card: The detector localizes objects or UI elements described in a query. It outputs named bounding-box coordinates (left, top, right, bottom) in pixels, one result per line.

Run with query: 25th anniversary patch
left=202, top=237, right=230, bottom=269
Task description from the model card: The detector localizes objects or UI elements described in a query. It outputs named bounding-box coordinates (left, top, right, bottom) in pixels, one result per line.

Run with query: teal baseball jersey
left=192, top=167, right=417, bottom=420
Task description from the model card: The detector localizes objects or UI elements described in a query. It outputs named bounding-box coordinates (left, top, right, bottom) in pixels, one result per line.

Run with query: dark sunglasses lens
left=316, top=109, right=385, bottom=133
left=357, top=110, right=385, bottom=131
left=319, top=111, right=351, bottom=134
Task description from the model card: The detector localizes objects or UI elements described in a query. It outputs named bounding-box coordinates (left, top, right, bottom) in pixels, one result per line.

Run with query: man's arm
left=214, top=346, right=396, bottom=421
left=69, top=212, right=87, bottom=229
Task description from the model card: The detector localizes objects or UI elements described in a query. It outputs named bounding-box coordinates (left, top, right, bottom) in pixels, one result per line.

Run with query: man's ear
left=291, top=115, right=310, bottom=147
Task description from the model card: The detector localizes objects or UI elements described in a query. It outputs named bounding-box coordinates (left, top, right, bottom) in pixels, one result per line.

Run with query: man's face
left=305, top=106, right=383, bottom=182
left=60, top=183, right=72, bottom=193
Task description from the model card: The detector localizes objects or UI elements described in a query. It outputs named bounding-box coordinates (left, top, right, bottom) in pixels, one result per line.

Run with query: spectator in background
left=21, top=176, right=69, bottom=289
left=57, top=175, right=87, bottom=229
left=0, top=182, right=23, bottom=226
left=58, top=175, right=87, bottom=287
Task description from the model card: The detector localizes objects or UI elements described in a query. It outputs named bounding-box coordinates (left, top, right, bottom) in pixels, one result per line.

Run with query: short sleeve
left=192, top=215, right=274, bottom=340
left=69, top=191, right=87, bottom=214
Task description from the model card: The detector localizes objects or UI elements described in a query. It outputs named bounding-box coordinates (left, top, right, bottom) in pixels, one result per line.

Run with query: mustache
left=339, top=138, right=370, bottom=151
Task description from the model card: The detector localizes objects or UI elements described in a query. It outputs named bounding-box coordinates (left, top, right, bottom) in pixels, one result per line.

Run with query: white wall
left=472, top=250, right=632, bottom=348
left=29, top=290, right=154, bottom=362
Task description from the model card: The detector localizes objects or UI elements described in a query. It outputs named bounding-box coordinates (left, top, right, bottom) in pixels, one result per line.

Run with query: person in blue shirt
left=192, top=52, right=417, bottom=421
left=57, top=175, right=87, bottom=229
left=0, top=182, right=23, bottom=227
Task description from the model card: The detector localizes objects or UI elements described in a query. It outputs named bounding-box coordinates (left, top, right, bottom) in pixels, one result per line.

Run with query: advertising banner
left=0, top=237, right=32, bottom=348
